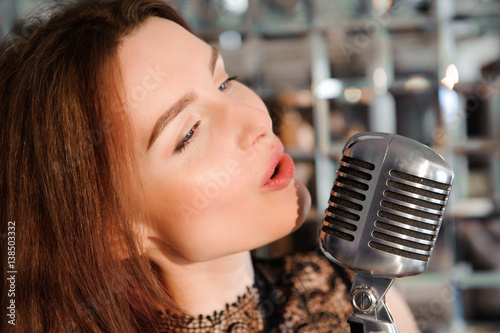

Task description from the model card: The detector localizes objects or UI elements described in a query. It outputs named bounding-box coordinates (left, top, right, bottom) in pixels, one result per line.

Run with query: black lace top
left=160, top=252, right=353, bottom=333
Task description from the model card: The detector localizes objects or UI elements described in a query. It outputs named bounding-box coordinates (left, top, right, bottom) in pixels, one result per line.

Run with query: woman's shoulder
left=253, top=251, right=354, bottom=332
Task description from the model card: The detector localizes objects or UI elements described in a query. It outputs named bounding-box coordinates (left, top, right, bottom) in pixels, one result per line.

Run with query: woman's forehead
left=117, top=17, right=213, bottom=107
left=118, top=17, right=211, bottom=86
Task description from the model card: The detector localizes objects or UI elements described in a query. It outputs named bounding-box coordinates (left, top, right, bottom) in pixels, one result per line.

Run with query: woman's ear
left=133, top=219, right=163, bottom=256
left=106, top=215, right=159, bottom=260
left=131, top=219, right=175, bottom=267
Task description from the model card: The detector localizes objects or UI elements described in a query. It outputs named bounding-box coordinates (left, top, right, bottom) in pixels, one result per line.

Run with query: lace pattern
left=258, top=252, right=353, bottom=332
left=159, top=286, right=264, bottom=333
left=159, top=252, right=353, bottom=333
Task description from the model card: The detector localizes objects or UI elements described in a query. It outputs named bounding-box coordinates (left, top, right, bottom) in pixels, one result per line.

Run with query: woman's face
left=118, top=17, right=311, bottom=262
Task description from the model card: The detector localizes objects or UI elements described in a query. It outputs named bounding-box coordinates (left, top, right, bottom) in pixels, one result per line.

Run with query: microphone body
left=319, top=132, right=454, bottom=333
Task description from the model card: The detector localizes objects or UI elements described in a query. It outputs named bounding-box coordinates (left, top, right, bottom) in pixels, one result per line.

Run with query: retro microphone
left=319, top=132, right=454, bottom=333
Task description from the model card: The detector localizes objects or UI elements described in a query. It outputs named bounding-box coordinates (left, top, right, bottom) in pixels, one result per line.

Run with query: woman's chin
left=292, top=179, right=312, bottom=231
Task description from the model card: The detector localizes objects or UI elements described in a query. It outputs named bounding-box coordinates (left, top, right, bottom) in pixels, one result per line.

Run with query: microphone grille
left=320, top=132, right=455, bottom=277
left=322, top=155, right=374, bottom=242
left=369, top=169, right=452, bottom=262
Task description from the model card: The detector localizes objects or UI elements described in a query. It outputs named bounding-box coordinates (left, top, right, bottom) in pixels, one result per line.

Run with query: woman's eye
left=219, top=76, right=237, bottom=91
left=175, top=121, right=201, bottom=153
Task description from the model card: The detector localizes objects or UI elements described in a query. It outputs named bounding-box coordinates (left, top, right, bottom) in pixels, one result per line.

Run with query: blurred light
left=404, top=76, right=431, bottom=91
left=223, top=0, right=248, bottom=15
left=440, top=63, right=459, bottom=90
left=439, top=86, right=459, bottom=119
left=313, top=78, right=343, bottom=99
left=219, top=30, right=242, bottom=51
left=372, top=0, right=393, bottom=14
left=344, top=87, right=362, bottom=103
left=373, top=67, right=387, bottom=95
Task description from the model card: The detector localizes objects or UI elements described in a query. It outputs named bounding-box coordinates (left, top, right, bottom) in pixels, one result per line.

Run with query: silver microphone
left=319, top=132, right=454, bottom=333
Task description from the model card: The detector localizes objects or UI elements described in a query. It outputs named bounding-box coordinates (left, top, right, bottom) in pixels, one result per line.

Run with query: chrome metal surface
left=320, top=132, right=454, bottom=278
left=320, top=132, right=454, bottom=332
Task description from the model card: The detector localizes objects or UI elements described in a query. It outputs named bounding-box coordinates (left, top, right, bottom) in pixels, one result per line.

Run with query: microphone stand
left=347, top=273, right=399, bottom=333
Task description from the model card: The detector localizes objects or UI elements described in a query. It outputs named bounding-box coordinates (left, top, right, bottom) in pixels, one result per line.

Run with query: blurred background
left=1, top=0, right=499, bottom=332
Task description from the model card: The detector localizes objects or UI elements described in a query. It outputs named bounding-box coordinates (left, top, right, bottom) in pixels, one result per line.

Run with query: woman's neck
left=156, top=250, right=255, bottom=316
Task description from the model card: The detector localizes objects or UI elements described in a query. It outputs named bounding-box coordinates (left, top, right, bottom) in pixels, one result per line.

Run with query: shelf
left=395, top=269, right=500, bottom=289
left=448, top=197, right=495, bottom=218
left=286, top=149, right=315, bottom=162
left=457, top=271, right=500, bottom=289
left=452, top=139, right=500, bottom=155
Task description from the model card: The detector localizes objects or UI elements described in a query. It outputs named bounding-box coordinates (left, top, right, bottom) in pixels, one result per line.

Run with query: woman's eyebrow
left=147, top=91, right=198, bottom=151
left=146, top=47, right=219, bottom=151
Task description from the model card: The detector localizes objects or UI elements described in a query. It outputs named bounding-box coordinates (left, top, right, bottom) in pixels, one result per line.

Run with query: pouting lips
left=261, top=141, right=295, bottom=191
left=270, top=163, right=280, bottom=179
left=262, top=153, right=295, bottom=191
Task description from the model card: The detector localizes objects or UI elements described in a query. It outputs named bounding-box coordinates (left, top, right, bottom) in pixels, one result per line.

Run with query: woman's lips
left=261, top=142, right=295, bottom=191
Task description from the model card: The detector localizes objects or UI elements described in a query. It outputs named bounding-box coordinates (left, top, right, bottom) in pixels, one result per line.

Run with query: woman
left=0, top=1, right=419, bottom=332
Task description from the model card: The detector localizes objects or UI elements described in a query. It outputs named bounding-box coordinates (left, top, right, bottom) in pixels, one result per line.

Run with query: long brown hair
left=0, top=1, right=192, bottom=331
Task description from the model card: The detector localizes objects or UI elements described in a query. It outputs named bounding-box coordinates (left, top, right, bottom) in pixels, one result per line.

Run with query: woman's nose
left=231, top=103, right=273, bottom=151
